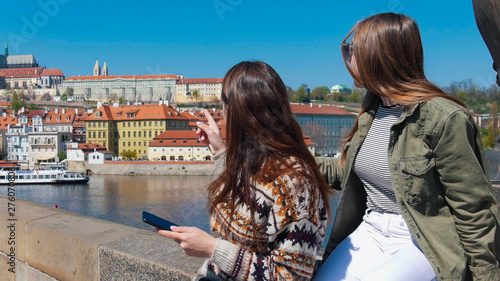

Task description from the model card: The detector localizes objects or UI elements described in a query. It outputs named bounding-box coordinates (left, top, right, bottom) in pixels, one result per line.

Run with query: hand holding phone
left=142, top=211, right=179, bottom=230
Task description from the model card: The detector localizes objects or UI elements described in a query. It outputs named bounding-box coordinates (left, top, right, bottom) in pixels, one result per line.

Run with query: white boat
left=0, top=165, right=89, bottom=185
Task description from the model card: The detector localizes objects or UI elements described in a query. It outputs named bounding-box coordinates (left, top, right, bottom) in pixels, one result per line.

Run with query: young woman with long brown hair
left=159, top=60, right=332, bottom=280
left=314, top=13, right=499, bottom=280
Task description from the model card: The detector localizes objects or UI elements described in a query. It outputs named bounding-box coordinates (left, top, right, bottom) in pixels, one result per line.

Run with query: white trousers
left=314, top=210, right=437, bottom=281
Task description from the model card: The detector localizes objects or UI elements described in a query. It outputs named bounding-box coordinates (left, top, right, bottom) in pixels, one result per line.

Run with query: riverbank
left=83, top=161, right=216, bottom=176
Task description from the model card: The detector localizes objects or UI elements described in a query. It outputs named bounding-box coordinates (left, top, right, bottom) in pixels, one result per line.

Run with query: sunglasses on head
left=341, top=42, right=354, bottom=63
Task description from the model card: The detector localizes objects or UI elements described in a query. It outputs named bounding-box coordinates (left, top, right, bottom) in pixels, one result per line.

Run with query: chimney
left=75, top=108, right=79, bottom=114
left=310, top=103, right=313, bottom=108
left=159, top=100, right=163, bottom=105
left=62, top=108, right=66, bottom=114
left=113, top=102, right=119, bottom=108
left=55, top=108, right=59, bottom=114
left=97, top=101, right=102, bottom=109
left=319, top=104, right=323, bottom=108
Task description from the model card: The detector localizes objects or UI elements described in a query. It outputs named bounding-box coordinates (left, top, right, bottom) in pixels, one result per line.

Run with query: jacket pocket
left=399, top=157, right=444, bottom=215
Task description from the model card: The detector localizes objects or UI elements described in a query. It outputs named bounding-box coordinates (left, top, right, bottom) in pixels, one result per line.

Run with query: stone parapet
left=0, top=196, right=204, bottom=281
left=87, top=161, right=216, bottom=176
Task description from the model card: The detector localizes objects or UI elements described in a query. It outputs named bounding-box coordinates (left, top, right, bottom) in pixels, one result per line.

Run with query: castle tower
left=93, top=59, right=101, bottom=76
left=102, top=60, right=108, bottom=76
left=5, top=40, right=8, bottom=56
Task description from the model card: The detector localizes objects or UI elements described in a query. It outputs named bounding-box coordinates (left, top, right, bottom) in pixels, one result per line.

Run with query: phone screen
left=142, top=211, right=179, bottom=230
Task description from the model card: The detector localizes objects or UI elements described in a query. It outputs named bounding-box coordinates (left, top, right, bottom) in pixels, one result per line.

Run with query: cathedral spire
left=5, top=40, right=8, bottom=56
left=102, top=60, right=108, bottom=76
left=93, top=59, right=101, bottom=76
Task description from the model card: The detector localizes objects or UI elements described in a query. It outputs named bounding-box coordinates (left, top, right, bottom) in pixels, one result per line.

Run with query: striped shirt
left=353, top=103, right=404, bottom=214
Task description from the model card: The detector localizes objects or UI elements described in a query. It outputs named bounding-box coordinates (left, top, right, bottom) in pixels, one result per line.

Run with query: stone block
left=0, top=253, right=16, bottom=281
left=99, top=233, right=205, bottom=281
left=15, top=261, right=58, bottom=281
left=25, top=210, right=141, bottom=281
left=0, top=196, right=58, bottom=262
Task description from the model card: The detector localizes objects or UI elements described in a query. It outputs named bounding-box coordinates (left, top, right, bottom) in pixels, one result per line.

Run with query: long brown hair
left=207, top=60, right=331, bottom=221
left=340, top=13, right=466, bottom=165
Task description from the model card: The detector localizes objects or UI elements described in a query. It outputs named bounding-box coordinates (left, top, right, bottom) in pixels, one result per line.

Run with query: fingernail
left=170, top=226, right=178, bottom=230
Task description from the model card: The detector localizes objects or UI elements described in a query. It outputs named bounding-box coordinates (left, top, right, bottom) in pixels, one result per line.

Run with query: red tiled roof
left=40, top=69, right=64, bottom=76
left=0, top=116, right=18, bottom=130
left=290, top=104, right=355, bottom=115
left=176, top=78, right=223, bottom=84
left=44, top=109, right=76, bottom=124
left=18, top=109, right=45, bottom=118
left=0, top=67, right=44, bottom=78
left=0, top=102, right=11, bottom=106
left=65, top=74, right=177, bottom=81
left=87, top=104, right=189, bottom=121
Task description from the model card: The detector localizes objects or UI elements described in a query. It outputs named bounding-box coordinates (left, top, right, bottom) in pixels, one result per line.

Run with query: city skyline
left=1, top=0, right=496, bottom=90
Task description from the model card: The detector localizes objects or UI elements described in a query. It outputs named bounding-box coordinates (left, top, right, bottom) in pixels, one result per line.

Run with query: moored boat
left=0, top=165, right=89, bottom=185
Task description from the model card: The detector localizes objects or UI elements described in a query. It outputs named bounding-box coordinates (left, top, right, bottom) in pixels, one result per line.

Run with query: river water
left=1, top=175, right=339, bottom=247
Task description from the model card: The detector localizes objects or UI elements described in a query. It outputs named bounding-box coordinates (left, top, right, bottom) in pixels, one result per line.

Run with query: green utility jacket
left=317, top=97, right=500, bottom=281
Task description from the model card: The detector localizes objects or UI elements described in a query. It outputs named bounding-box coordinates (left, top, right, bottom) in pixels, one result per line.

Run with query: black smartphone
left=142, top=211, right=179, bottom=230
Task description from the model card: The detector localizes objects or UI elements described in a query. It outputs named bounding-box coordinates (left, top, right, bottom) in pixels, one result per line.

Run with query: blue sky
left=0, top=0, right=496, bottom=90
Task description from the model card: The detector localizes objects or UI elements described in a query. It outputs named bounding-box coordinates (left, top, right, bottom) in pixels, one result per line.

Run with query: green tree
left=192, top=89, right=201, bottom=106
left=286, top=86, right=296, bottom=101
left=311, top=86, right=330, bottom=101
left=28, top=103, right=36, bottom=110
left=120, top=150, right=137, bottom=160
left=484, top=101, right=500, bottom=149
left=63, top=87, right=74, bottom=97
left=293, top=84, right=311, bottom=103
left=119, top=95, right=126, bottom=104
left=10, top=91, right=27, bottom=111
left=60, top=93, right=68, bottom=101
left=57, top=151, right=67, bottom=162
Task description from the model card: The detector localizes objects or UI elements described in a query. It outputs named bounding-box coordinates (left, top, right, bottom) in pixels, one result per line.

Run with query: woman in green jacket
left=314, top=13, right=499, bottom=281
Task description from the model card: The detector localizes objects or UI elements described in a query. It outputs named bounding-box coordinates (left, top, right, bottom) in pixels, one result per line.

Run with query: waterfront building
left=5, top=124, right=31, bottom=165
left=148, top=130, right=218, bottom=161
left=0, top=116, right=18, bottom=158
left=175, top=77, right=223, bottom=104
left=28, top=130, right=72, bottom=167
left=84, top=102, right=190, bottom=159
left=60, top=61, right=177, bottom=102
left=67, top=142, right=112, bottom=164
left=290, top=103, right=356, bottom=155
left=149, top=118, right=316, bottom=161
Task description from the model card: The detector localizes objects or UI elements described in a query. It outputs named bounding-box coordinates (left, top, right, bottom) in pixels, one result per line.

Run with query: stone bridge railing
left=0, top=196, right=204, bottom=281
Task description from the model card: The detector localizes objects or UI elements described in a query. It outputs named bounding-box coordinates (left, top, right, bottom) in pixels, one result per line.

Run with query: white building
left=88, top=150, right=113, bottom=164
left=67, top=143, right=113, bottom=164
left=60, top=61, right=177, bottom=102
left=5, top=124, right=31, bottom=165
left=175, top=77, right=223, bottom=104
left=28, top=131, right=72, bottom=167
left=148, top=130, right=214, bottom=161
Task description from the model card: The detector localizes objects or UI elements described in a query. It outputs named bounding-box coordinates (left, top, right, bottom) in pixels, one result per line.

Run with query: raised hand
left=196, top=109, right=226, bottom=155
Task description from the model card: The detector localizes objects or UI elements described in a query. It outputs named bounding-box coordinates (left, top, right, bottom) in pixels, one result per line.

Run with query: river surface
left=0, top=175, right=340, bottom=247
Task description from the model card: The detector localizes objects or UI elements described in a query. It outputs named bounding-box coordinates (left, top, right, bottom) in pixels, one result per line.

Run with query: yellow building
left=85, top=103, right=190, bottom=159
